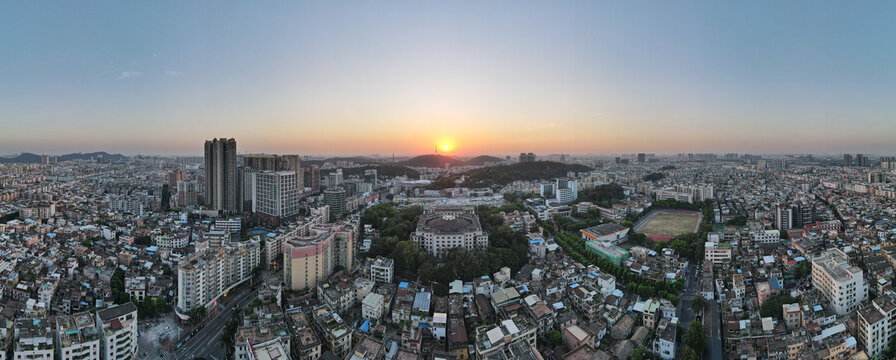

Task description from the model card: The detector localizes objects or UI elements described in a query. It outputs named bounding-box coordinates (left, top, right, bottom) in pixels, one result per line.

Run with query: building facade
left=97, top=303, right=138, bottom=360
left=324, top=189, right=346, bottom=220
left=176, top=239, right=261, bottom=315
left=411, top=208, right=488, bottom=256
left=254, top=171, right=301, bottom=226
left=56, top=312, right=100, bottom=360
left=812, top=249, right=867, bottom=315
left=204, top=138, right=238, bottom=213
left=283, top=224, right=354, bottom=290
left=857, top=293, right=896, bottom=358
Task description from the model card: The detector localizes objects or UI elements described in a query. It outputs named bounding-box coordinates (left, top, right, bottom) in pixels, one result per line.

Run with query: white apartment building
left=597, top=274, right=616, bottom=296
left=857, top=293, right=896, bottom=358
left=655, top=190, right=694, bottom=204
left=555, top=178, right=578, bottom=204
left=474, top=319, right=537, bottom=359
left=369, top=257, right=394, bottom=284
left=14, top=318, right=54, bottom=360
left=97, top=303, right=138, bottom=360
left=254, top=171, right=301, bottom=225
left=124, top=276, right=147, bottom=303
left=674, top=184, right=714, bottom=201
left=56, top=312, right=100, bottom=360
left=361, top=292, right=385, bottom=321
left=653, top=318, right=677, bottom=360
left=177, top=238, right=261, bottom=316
left=750, top=230, right=781, bottom=245
left=812, top=249, right=868, bottom=315
left=704, top=242, right=732, bottom=264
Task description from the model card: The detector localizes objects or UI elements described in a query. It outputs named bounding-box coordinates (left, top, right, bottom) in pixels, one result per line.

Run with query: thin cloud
left=118, top=71, right=143, bottom=79
left=164, top=70, right=183, bottom=76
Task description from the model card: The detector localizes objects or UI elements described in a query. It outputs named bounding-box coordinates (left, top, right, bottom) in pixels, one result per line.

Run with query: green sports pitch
left=633, top=209, right=702, bottom=241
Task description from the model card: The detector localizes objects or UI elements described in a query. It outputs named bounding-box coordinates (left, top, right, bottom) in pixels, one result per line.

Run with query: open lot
left=634, top=209, right=701, bottom=241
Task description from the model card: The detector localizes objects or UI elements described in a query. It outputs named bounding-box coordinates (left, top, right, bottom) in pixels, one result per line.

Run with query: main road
left=173, top=287, right=258, bottom=360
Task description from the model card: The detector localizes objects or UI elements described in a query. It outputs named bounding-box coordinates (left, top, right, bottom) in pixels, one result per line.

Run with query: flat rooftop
left=582, top=223, right=626, bottom=237
left=416, top=213, right=483, bottom=235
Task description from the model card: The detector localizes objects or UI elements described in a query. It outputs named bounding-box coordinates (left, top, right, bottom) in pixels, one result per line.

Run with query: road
left=677, top=262, right=723, bottom=359
left=173, top=288, right=257, bottom=360
left=677, top=262, right=698, bottom=328
left=704, top=298, right=723, bottom=360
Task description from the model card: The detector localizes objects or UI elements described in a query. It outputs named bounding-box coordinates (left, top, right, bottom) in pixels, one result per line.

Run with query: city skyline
left=3, top=1, right=896, bottom=155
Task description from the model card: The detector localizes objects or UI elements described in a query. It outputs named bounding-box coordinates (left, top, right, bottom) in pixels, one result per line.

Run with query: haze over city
left=3, top=1, right=896, bottom=156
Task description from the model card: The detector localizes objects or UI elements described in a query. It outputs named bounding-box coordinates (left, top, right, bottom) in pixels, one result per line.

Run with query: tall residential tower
left=204, top=138, right=238, bottom=213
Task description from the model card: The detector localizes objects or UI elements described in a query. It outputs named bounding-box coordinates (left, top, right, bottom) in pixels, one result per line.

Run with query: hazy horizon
left=0, top=149, right=881, bottom=160
left=3, top=1, right=896, bottom=156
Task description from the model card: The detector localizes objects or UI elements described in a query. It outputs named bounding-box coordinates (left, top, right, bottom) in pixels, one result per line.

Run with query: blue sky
left=1, top=1, right=895, bottom=156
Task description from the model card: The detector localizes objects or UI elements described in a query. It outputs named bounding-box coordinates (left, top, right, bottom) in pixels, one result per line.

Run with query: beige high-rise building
left=283, top=224, right=355, bottom=290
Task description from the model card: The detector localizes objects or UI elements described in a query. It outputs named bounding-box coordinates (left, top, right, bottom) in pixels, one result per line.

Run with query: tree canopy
left=725, top=216, right=747, bottom=226
left=760, top=294, right=799, bottom=319
left=684, top=321, right=706, bottom=355
left=577, top=183, right=626, bottom=205
left=362, top=203, right=532, bottom=284
left=692, top=295, right=707, bottom=313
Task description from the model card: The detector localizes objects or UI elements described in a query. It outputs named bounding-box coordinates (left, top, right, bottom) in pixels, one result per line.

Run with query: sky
left=1, top=1, right=895, bottom=156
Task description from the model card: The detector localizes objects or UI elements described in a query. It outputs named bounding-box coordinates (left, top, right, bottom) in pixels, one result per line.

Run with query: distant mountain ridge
left=465, top=155, right=504, bottom=166
left=398, top=154, right=465, bottom=168
left=398, top=154, right=506, bottom=168
left=0, top=152, right=128, bottom=164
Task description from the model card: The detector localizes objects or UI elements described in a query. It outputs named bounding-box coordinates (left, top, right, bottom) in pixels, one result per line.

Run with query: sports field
left=633, top=209, right=702, bottom=241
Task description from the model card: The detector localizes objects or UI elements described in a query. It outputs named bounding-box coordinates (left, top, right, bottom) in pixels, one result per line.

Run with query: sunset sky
left=2, top=1, right=895, bottom=156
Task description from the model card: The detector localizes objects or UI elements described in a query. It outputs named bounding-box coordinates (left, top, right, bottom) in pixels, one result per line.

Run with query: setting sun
left=442, top=144, right=450, bottom=151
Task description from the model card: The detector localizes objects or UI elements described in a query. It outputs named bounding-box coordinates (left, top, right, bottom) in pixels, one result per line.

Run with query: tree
left=188, top=306, right=207, bottom=325
left=110, top=268, right=129, bottom=304
left=684, top=321, right=706, bottom=353
left=760, top=294, right=798, bottom=319
left=887, top=335, right=896, bottom=357
left=630, top=345, right=647, bottom=360
left=643, top=172, right=665, bottom=181
left=577, top=183, right=625, bottom=204
left=682, top=346, right=701, bottom=360
left=135, top=235, right=152, bottom=246
left=691, top=295, right=706, bottom=313
left=725, top=216, right=747, bottom=226
left=795, top=261, right=811, bottom=278
left=547, top=330, right=563, bottom=347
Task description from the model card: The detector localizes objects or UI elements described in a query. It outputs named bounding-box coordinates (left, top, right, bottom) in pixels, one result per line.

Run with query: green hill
left=461, top=161, right=592, bottom=187
left=465, top=155, right=504, bottom=166
left=399, top=154, right=464, bottom=168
